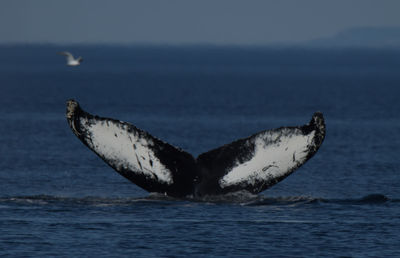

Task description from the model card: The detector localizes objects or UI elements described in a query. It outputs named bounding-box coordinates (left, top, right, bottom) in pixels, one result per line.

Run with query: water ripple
left=0, top=193, right=395, bottom=207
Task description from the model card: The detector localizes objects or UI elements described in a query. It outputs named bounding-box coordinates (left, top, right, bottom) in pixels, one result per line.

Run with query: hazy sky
left=1, top=0, right=400, bottom=45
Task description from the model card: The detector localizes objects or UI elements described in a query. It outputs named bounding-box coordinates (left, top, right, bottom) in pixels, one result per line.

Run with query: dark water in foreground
left=1, top=45, right=400, bottom=257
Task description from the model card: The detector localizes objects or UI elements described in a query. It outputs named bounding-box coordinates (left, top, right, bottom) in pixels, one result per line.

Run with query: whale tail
left=66, top=100, right=325, bottom=197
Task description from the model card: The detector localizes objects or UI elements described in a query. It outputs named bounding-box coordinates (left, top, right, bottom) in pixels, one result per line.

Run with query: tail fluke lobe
left=195, top=112, right=326, bottom=195
left=66, top=100, right=197, bottom=197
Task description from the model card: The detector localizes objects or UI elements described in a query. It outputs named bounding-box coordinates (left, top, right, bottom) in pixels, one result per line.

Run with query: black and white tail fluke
left=66, top=100, right=325, bottom=198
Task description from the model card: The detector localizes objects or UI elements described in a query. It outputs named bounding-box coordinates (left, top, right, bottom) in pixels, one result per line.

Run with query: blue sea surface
left=0, top=45, right=400, bottom=257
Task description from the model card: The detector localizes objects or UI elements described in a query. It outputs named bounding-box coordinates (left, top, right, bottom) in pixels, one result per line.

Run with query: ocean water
left=0, top=45, right=400, bottom=257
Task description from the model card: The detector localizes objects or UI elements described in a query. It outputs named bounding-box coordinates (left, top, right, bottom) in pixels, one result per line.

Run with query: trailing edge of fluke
left=66, top=99, right=325, bottom=198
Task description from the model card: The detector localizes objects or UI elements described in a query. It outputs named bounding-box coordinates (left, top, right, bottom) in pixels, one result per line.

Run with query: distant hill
left=308, top=27, right=400, bottom=48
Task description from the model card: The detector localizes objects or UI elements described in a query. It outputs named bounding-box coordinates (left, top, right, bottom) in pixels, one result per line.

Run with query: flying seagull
left=58, top=51, right=83, bottom=66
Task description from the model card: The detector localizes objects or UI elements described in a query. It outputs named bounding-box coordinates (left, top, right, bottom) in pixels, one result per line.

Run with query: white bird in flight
left=58, top=51, right=83, bottom=66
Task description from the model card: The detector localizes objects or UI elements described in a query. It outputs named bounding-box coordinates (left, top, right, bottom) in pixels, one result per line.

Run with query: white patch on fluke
left=81, top=117, right=173, bottom=185
left=219, top=128, right=315, bottom=188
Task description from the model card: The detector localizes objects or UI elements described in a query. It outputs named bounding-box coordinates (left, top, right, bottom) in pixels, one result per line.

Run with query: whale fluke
left=66, top=100, right=325, bottom=198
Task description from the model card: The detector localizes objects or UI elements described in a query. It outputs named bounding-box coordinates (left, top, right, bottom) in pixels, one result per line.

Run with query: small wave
left=0, top=193, right=396, bottom=206
left=186, top=190, right=261, bottom=204
left=0, top=195, right=169, bottom=206
left=360, top=194, right=390, bottom=203
left=0, top=192, right=264, bottom=206
left=325, top=194, right=391, bottom=205
left=246, top=194, right=393, bottom=206
left=243, top=196, right=319, bottom=206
